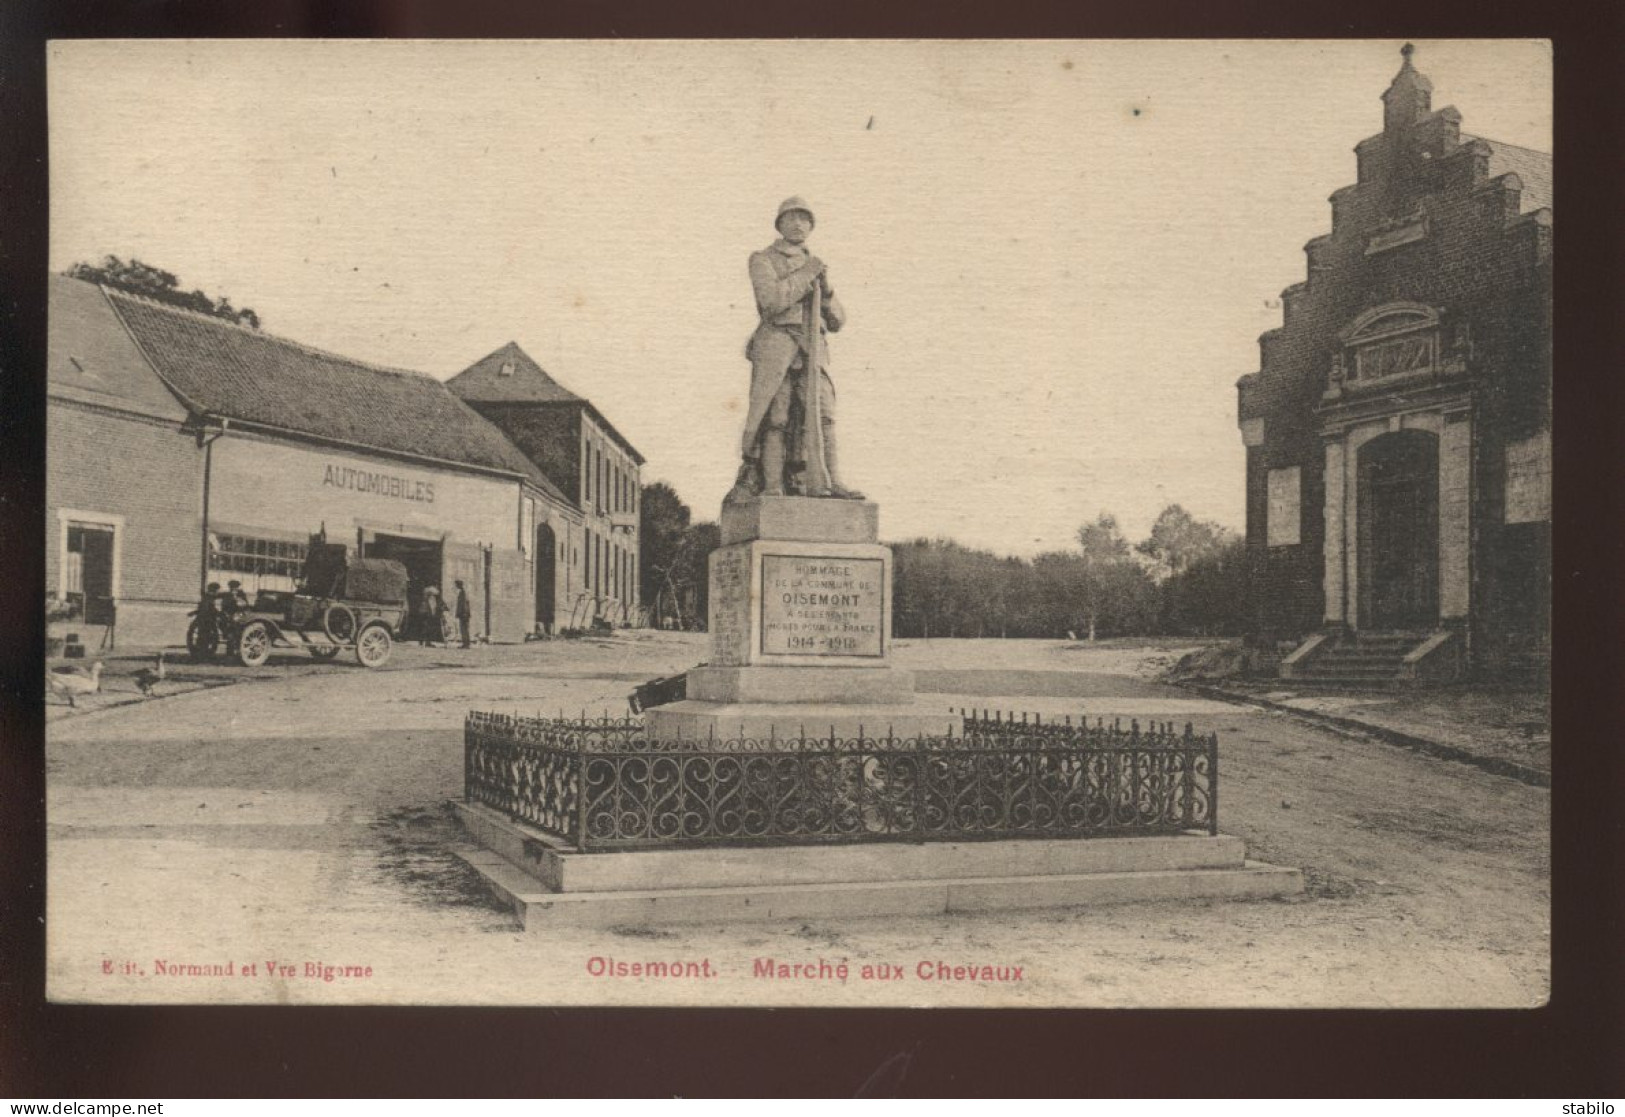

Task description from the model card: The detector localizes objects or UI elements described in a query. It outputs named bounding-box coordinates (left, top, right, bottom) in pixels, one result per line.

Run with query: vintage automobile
left=188, top=539, right=410, bottom=669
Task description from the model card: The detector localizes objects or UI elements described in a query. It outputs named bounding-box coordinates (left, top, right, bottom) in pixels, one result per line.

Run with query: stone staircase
left=1289, top=630, right=1432, bottom=686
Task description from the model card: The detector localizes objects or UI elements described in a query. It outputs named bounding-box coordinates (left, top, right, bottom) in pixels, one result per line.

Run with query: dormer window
left=498, top=359, right=516, bottom=377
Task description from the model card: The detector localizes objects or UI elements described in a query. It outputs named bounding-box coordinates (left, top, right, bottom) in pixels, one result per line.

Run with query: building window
left=63, top=523, right=116, bottom=612
left=1266, top=467, right=1302, bottom=547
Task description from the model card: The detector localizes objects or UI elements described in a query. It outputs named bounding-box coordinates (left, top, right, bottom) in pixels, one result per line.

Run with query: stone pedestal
left=646, top=494, right=925, bottom=742
left=453, top=801, right=1305, bottom=930
left=721, top=494, right=880, bottom=545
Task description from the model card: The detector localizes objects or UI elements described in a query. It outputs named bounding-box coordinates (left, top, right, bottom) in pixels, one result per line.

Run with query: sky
left=48, top=39, right=1550, bottom=556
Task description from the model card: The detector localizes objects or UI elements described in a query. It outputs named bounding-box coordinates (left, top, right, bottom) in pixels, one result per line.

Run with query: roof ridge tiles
left=97, top=279, right=572, bottom=502
left=99, top=284, right=441, bottom=383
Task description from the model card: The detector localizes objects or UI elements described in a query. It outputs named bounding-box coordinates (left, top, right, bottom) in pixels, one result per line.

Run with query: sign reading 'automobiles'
left=321, top=463, right=436, bottom=503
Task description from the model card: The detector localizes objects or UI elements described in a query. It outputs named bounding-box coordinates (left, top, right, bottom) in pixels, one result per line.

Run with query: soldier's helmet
left=776, top=196, right=815, bottom=229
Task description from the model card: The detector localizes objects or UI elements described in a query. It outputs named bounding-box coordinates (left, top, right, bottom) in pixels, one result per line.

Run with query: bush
left=46, top=596, right=81, bottom=624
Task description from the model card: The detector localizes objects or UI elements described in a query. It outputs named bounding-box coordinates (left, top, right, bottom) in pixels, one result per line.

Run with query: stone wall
left=47, top=401, right=203, bottom=645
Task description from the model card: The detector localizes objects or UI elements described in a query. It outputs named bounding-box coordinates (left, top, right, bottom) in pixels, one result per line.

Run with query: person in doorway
left=419, top=585, right=446, bottom=647
left=454, top=580, right=472, bottom=648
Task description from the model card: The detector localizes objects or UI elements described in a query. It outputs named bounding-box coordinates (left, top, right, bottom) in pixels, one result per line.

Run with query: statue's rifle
left=799, top=270, right=831, bottom=496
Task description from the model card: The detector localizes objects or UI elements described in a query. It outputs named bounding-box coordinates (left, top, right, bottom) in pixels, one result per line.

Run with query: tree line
left=643, top=483, right=1244, bottom=639
left=66, top=257, right=263, bottom=329
left=892, top=508, right=1244, bottom=639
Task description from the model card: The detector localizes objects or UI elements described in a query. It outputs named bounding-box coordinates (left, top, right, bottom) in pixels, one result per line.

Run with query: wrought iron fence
left=465, top=709, right=1218, bottom=852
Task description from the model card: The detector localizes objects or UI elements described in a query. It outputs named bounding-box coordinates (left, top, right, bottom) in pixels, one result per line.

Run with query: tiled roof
left=449, top=341, right=646, bottom=465
left=48, top=276, right=189, bottom=421
left=105, top=288, right=565, bottom=500
left=447, top=341, right=584, bottom=403
left=1470, top=136, right=1552, bottom=214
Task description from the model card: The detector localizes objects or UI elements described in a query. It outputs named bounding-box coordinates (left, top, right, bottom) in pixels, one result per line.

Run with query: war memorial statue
left=728, top=197, right=865, bottom=503
left=451, top=195, right=1300, bottom=928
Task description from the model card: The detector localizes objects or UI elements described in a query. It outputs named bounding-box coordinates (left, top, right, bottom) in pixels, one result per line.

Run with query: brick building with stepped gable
left=1236, top=46, right=1551, bottom=683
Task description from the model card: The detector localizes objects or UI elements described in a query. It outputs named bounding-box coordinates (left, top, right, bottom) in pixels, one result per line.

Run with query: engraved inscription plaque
left=759, top=554, right=884, bottom=657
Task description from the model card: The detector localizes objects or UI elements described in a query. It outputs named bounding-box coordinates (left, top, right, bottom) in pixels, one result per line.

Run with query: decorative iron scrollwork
left=464, top=710, right=1219, bottom=851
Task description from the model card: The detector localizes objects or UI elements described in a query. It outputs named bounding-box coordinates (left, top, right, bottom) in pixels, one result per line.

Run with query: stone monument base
left=721, top=494, right=878, bottom=546
left=645, top=696, right=955, bottom=742
left=451, top=801, right=1305, bottom=930
left=683, top=662, right=917, bottom=705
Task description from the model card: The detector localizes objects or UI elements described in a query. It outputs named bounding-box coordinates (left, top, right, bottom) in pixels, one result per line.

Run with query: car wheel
left=355, top=624, right=392, bottom=669
left=237, top=621, right=273, bottom=668
left=185, top=618, right=218, bottom=662
left=323, top=603, right=358, bottom=644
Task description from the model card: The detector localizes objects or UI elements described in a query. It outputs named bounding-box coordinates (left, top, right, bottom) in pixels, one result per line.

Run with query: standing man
left=454, top=580, right=472, bottom=649
left=419, top=584, right=445, bottom=647
left=730, top=196, right=865, bottom=502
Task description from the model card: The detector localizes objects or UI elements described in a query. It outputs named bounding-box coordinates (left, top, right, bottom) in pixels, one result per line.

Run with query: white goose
left=49, top=661, right=103, bottom=707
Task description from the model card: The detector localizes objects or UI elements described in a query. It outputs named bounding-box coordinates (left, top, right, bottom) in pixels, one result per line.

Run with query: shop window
left=209, top=536, right=307, bottom=582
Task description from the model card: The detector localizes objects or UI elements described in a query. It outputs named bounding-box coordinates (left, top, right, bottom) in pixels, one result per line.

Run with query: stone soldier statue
left=728, top=197, right=865, bottom=502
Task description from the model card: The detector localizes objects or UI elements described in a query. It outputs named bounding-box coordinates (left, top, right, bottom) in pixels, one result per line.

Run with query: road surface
left=45, top=633, right=1548, bottom=1007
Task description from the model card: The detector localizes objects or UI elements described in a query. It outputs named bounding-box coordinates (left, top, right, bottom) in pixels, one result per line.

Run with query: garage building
left=47, top=276, right=586, bottom=647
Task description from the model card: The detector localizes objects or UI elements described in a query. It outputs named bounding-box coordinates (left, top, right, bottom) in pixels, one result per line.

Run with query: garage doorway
left=366, top=533, right=444, bottom=637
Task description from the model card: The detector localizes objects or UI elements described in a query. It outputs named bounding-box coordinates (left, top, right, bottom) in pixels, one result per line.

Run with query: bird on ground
left=48, top=661, right=103, bottom=707
left=133, top=651, right=166, bottom=696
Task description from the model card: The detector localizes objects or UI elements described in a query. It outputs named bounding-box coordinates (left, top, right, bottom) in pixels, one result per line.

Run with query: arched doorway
left=534, top=522, right=557, bottom=631
left=1357, top=429, right=1439, bottom=629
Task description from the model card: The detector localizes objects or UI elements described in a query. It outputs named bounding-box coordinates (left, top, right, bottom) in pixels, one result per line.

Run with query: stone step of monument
left=453, top=849, right=1304, bottom=930
left=452, top=801, right=1246, bottom=893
